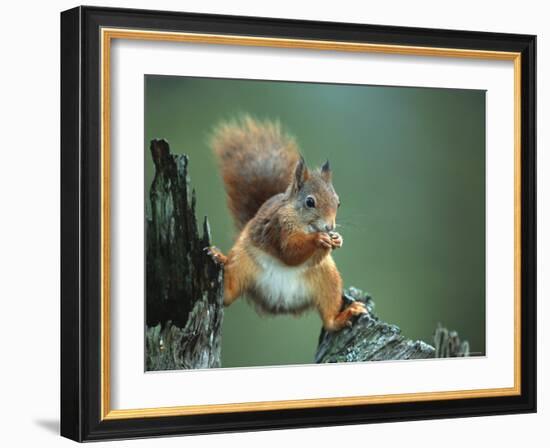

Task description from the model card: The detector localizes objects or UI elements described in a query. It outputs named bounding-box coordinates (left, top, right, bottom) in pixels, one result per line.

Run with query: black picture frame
left=61, top=5, right=536, bottom=442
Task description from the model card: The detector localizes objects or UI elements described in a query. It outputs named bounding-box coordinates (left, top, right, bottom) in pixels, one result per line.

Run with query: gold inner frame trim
left=100, top=27, right=522, bottom=421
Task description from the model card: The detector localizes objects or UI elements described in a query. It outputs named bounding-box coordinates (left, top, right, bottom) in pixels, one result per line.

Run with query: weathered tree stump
left=145, top=140, right=469, bottom=370
left=315, top=287, right=469, bottom=363
left=145, top=139, right=224, bottom=371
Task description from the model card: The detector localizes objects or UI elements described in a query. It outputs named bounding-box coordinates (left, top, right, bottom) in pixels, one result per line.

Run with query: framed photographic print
left=60, top=6, right=536, bottom=442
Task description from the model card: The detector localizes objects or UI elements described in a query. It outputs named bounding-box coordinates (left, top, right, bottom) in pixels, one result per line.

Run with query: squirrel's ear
left=291, top=156, right=309, bottom=194
left=321, top=159, right=332, bottom=182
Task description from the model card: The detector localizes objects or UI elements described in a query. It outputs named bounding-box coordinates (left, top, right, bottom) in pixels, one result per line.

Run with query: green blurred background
left=145, top=75, right=486, bottom=368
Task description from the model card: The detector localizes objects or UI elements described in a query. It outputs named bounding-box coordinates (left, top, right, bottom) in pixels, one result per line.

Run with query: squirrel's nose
left=324, top=223, right=334, bottom=232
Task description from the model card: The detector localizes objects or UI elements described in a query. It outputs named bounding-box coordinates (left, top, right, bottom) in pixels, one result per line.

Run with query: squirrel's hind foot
left=326, top=301, right=368, bottom=332
left=204, top=246, right=228, bottom=265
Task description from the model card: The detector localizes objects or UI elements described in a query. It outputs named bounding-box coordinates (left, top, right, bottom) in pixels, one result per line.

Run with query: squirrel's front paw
left=316, top=233, right=333, bottom=249
left=328, top=231, right=343, bottom=249
left=204, top=246, right=228, bottom=265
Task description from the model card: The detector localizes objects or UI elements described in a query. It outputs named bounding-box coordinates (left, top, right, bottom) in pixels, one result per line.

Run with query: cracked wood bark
left=315, top=287, right=470, bottom=363
left=145, top=139, right=224, bottom=371
left=145, top=139, right=469, bottom=370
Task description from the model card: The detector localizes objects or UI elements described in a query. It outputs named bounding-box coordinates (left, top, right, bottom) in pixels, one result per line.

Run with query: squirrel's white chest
left=251, top=251, right=312, bottom=313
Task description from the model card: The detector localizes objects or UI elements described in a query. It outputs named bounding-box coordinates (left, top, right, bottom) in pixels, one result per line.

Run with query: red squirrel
left=206, top=116, right=366, bottom=331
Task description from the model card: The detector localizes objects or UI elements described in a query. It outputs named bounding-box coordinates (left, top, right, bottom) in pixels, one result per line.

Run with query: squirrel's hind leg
left=222, top=262, right=242, bottom=306
left=206, top=245, right=254, bottom=307
left=205, top=246, right=228, bottom=265
left=314, top=265, right=367, bottom=332
left=321, top=301, right=367, bottom=332
left=205, top=246, right=238, bottom=305
left=318, top=280, right=367, bottom=331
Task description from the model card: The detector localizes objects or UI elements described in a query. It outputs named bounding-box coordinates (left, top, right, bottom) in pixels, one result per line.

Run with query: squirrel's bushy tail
left=210, top=115, right=300, bottom=229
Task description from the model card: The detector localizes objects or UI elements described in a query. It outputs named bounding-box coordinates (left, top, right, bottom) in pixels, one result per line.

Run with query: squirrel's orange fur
left=208, top=116, right=366, bottom=331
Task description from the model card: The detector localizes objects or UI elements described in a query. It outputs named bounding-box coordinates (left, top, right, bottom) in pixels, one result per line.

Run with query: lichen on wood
left=315, top=287, right=469, bottom=363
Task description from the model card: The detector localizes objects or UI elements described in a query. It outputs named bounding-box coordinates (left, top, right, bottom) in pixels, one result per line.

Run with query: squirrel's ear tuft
left=291, top=156, right=309, bottom=194
left=321, top=159, right=332, bottom=182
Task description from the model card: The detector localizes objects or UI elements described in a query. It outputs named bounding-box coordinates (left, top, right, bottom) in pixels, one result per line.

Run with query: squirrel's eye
left=305, top=196, right=316, bottom=208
